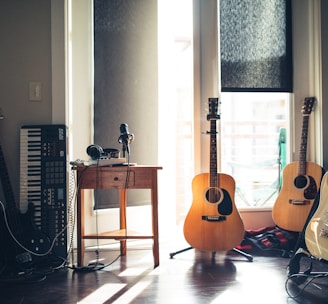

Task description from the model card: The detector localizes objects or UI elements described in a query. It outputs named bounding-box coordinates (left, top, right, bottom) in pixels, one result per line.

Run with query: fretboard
left=298, top=114, right=309, bottom=175
left=209, top=119, right=218, bottom=187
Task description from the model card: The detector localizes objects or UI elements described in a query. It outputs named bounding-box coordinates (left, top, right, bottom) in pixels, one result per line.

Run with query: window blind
left=93, top=0, right=158, bottom=209
left=220, top=0, right=292, bottom=92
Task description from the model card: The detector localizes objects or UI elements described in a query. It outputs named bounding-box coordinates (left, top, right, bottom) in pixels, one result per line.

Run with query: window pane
left=220, top=92, right=289, bottom=208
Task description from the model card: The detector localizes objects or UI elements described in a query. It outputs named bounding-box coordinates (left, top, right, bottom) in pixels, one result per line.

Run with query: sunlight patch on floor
left=77, top=283, right=126, bottom=304
left=118, top=267, right=148, bottom=277
left=111, top=278, right=153, bottom=304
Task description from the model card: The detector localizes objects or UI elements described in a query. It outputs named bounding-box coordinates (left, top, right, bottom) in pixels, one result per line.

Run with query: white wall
left=0, top=0, right=53, bottom=204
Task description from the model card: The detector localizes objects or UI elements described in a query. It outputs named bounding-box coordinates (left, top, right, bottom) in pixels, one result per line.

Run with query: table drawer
left=79, top=169, right=135, bottom=188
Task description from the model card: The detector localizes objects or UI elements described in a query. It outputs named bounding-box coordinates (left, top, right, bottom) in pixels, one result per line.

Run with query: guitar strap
left=237, top=225, right=298, bottom=257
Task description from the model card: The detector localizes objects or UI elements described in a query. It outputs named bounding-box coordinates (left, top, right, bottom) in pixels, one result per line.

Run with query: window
left=219, top=0, right=292, bottom=209
left=93, top=0, right=158, bottom=209
left=92, top=0, right=194, bottom=222
left=220, top=92, right=289, bottom=208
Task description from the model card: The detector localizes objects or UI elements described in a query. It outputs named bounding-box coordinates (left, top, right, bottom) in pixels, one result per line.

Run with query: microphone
left=118, top=123, right=134, bottom=155
left=118, top=123, right=134, bottom=143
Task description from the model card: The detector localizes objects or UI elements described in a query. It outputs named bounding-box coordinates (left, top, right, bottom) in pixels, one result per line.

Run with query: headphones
left=86, top=145, right=120, bottom=160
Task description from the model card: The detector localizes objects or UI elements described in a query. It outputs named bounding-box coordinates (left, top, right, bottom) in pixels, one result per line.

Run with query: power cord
left=70, top=252, right=122, bottom=273
left=285, top=271, right=328, bottom=299
left=285, top=252, right=328, bottom=299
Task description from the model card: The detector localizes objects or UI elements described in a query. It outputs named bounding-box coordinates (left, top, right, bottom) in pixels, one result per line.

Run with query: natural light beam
left=111, top=279, right=152, bottom=304
left=77, top=283, right=126, bottom=304
left=118, top=267, right=148, bottom=277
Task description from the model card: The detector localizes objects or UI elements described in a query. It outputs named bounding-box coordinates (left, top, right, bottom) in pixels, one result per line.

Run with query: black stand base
left=169, top=246, right=253, bottom=262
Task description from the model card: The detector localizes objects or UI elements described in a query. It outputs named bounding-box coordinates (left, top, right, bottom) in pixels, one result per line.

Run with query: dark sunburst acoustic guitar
left=183, top=98, right=244, bottom=252
left=272, top=97, right=324, bottom=232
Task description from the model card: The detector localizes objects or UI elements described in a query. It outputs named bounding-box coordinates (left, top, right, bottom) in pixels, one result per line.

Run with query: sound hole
left=205, top=187, right=221, bottom=204
left=294, top=175, right=308, bottom=189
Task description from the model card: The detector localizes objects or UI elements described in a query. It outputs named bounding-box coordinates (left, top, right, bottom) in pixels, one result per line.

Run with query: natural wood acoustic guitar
left=305, top=171, right=328, bottom=260
left=183, top=98, right=244, bottom=252
left=272, top=97, right=324, bottom=232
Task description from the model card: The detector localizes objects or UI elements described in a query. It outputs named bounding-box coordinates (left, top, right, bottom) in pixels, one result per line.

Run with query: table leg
left=77, top=189, right=85, bottom=267
left=120, top=188, right=127, bottom=256
left=151, top=171, right=160, bottom=268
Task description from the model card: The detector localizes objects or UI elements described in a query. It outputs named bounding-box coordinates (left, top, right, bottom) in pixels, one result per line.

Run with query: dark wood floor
left=1, top=233, right=328, bottom=304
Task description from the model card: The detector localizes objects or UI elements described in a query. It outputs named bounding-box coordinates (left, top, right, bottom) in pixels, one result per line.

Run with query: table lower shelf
left=82, top=229, right=154, bottom=240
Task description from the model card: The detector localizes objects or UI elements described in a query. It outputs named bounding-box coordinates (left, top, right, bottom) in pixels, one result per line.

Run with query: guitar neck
left=209, top=119, right=218, bottom=187
left=298, top=96, right=316, bottom=175
left=0, top=144, right=18, bottom=214
left=207, top=97, right=220, bottom=187
left=298, top=114, right=309, bottom=175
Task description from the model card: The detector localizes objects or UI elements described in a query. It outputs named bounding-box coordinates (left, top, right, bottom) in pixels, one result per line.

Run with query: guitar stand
left=169, top=246, right=253, bottom=262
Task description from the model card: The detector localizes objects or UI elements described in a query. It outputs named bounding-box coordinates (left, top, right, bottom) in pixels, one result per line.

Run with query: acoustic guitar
left=272, top=97, right=324, bottom=232
left=305, top=172, right=328, bottom=260
left=183, top=98, right=244, bottom=252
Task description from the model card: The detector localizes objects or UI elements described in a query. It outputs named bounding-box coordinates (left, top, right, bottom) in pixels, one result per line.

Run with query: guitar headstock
left=302, top=97, right=316, bottom=115
left=207, top=98, right=220, bottom=121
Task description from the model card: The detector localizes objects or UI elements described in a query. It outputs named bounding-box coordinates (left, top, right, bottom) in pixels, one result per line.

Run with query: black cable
left=70, top=252, right=121, bottom=273
left=285, top=271, right=328, bottom=299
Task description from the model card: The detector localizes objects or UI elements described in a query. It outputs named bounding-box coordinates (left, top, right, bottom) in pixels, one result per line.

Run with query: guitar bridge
left=202, top=215, right=226, bottom=222
left=289, top=199, right=310, bottom=205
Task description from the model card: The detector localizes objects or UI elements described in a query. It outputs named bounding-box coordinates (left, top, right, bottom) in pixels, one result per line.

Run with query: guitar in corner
left=305, top=171, right=328, bottom=260
left=272, top=97, right=324, bottom=232
left=0, top=141, right=50, bottom=274
left=183, top=98, right=244, bottom=252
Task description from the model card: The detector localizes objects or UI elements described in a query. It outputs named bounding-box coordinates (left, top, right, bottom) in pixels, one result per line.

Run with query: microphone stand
left=118, top=123, right=134, bottom=160
left=118, top=134, right=133, bottom=159
left=121, top=140, right=128, bottom=158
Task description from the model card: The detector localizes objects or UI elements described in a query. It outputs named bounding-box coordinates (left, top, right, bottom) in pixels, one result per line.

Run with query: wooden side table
left=75, top=165, right=162, bottom=268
